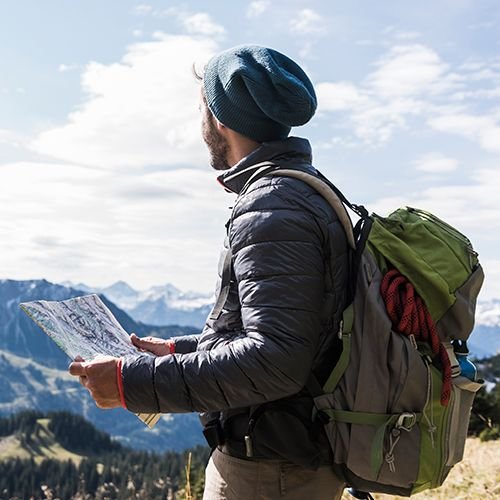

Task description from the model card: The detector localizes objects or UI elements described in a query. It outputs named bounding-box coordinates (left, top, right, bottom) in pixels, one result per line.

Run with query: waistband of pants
left=217, top=440, right=252, bottom=460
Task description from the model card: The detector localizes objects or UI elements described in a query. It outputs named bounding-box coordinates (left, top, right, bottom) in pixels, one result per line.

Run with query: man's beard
left=202, top=111, right=231, bottom=171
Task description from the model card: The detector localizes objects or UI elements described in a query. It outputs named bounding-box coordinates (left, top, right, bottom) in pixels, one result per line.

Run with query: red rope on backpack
left=380, top=269, right=451, bottom=406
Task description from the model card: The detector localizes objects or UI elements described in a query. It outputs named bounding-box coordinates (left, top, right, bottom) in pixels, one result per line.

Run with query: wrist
left=165, top=339, right=175, bottom=355
left=116, top=358, right=127, bottom=409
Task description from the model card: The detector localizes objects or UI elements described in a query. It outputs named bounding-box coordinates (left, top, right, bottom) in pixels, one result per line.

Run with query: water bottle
left=452, top=340, right=477, bottom=381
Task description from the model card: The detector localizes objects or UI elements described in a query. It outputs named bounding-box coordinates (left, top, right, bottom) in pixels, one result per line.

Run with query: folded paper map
left=20, top=294, right=160, bottom=429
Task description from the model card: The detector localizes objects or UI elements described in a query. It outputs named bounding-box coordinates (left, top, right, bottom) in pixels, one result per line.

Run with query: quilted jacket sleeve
left=121, top=178, right=331, bottom=413
left=171, top=334, right=200, bottom=354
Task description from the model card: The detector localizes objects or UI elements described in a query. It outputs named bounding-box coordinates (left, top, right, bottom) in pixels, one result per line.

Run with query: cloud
left=246, top=1, right=270, bottom=18
left=451, top=87, right=500, bottom=101
left=317, top=82, right=370, bottom=111
left=0, top=129, right=14, bottom=143
left=154, top=7, right=225, bottom=38
left=383, top=27, right=422, bottom=41
left=317, top=83, right=423, bottom=143
left=0, top=161, right=230, bottom=292
left=290, top=9, right=327, bottom=36
left=316, top=81, right=412, bottom=142
left=369, top=167, right=500, bottom=233
left=479, top=259, right=500, bottom=300
left=31, top=34, right=219, bottom=169
left=393, top=31, right=421, bottom=41
left=133, top=4, right=153, bottom=16
left=366, top=165, right=500, bottom=299
left=316, top=43, right=500, bottom=147
left=428, top=113, right=500, bottom=154
left=58, top=63, right=78, bottom=73
left=413, top=153, right=458, bottom=173
left=32, top=236, right=61, bottom=248
left=367, top=44, right=453, bottom=99
left=0, top=128, right=24, bottom=146
left=467, top=21, right=496, bottom=31
left=317, top=44, right=450, bottom=143
left=181, top=12, right=225, bottom=37
left=451, top=58, right=500, bottom=101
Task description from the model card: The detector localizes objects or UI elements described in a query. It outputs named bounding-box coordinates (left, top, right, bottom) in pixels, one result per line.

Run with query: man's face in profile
left=200, top=92, right=230, bottom=171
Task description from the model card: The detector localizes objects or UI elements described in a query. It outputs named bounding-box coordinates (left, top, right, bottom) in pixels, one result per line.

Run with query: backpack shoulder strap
left=269, top=169, right=357, bottom=249
left=238, top=162, right=358, bottom=249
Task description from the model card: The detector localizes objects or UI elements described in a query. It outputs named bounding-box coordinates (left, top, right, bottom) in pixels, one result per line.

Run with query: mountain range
left=0, top=277, right=498, bottom=454
left=65, top=279, right=500, bottom=358
left=62, top=280, right=213, bottom=329
left=470, top=300, right=500, bottom=358
left=0, top=279, right=202, bottom=452
left=0, top=411, right=210, bottom=498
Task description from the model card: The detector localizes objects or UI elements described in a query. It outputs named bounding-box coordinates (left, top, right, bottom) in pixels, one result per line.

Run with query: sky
left=0, top=0, right=499, bottom=299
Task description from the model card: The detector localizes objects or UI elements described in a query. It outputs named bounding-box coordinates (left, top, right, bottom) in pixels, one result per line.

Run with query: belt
left=203, top=413, right=249, bottom=451
left=217, top=440, right=251, bottom=460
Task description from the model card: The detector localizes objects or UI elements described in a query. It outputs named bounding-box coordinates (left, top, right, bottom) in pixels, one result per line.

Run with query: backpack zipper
left=406, top=207, right=476, bottom=254
left=406, top=207, right=478, bottom=269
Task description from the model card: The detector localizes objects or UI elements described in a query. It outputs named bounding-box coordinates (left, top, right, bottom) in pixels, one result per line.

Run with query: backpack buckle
left=395, top=412, right=417, bottom=432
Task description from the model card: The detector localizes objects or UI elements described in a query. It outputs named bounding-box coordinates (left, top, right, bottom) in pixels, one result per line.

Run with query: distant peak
left=102, top=281, right=138, bottom=299
left=112, top=280, right=131, bottom=287
left=106, top=281, right=135, bottom=290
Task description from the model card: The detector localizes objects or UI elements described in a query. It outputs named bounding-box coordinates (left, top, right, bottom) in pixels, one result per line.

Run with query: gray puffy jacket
left=121, top=137, right=349, bottom=466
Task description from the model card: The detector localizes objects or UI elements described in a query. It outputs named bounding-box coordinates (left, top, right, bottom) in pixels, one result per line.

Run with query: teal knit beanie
left=203, top=45, right=317, bottom=142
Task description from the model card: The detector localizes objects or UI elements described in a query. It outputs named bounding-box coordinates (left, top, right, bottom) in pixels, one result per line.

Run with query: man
left=69, top=45, right=349, bottom=499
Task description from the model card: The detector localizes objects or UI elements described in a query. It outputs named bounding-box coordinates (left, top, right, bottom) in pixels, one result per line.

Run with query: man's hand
left=130, top=333, right=173, bottom=356
left=69, top=355, right=121, bottom=409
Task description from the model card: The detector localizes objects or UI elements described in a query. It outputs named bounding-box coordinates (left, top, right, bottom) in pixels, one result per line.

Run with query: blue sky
left=0, top=0, right=499, bottom=299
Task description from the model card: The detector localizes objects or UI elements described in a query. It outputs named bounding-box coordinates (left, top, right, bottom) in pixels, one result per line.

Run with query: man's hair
left=192, top=63, right=204, bottom=82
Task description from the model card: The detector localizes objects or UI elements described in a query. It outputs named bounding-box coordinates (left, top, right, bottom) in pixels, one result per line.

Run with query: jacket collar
left=217, top=137, right=313, bottom=194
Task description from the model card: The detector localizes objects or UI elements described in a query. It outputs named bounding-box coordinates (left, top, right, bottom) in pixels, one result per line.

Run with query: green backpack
left=261, top=165, right=485, bottom=496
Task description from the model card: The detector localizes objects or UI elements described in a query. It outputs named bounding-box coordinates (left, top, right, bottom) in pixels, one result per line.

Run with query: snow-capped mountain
left=0, top=277, right=498, bottom=452
left=63, top=280, right=214, bottom=329
left=0, top=278, right=201, bottom=451
left=475, top=299, right=500, bottom=327
left=62, top=280, right=500, bottom=357
left=468, top=299, right=500, bottom=359
left=0, top=279, right=196, bottom=369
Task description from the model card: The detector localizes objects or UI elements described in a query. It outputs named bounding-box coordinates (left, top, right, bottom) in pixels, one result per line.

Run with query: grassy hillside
left=0, top=417, right=84, bottom=464
left=0, top=349, right=204, bottom=452
left=0, top=411, right=209, bottom=499
left=1, top=411, right=498, bottom=499
left=341, top=438, right=500, bottom=500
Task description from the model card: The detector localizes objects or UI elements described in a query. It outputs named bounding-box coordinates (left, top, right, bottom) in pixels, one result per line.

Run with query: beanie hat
left=203, top=45, right=317, bottom=142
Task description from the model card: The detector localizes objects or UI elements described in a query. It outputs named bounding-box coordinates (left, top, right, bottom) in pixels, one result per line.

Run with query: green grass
left=0, top=418, right=85, bottom=465
left=341, top=438, right=500, bottom=500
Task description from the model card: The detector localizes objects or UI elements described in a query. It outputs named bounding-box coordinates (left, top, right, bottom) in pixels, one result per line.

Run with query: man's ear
left=214, top=118, right=226, bottom=132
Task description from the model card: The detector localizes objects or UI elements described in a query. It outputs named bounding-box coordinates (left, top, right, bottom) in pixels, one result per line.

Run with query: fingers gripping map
left=20, top=294, right=160, bottom=428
